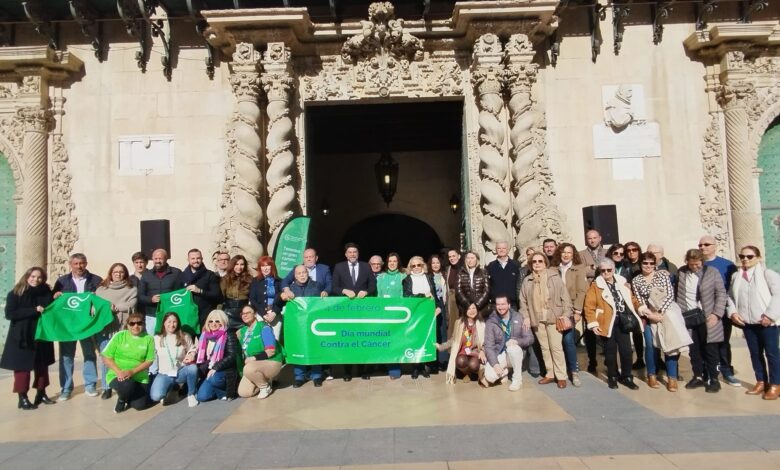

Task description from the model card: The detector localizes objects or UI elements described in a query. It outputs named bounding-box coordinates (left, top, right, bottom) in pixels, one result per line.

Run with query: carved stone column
left=471, top=34, right=509, bottom=257
left=217, top=42, right=265, bottom=263
left=718, top=52, right=763, bottom=253
left=18, top=105, right=51, bottom=269
left=261, top=42, right=297, bottom=254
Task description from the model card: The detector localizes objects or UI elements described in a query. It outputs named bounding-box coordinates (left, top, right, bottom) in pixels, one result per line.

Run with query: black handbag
left=682, top=307, right=706, bottom=329
left=618, top=311, right=640, bottom=334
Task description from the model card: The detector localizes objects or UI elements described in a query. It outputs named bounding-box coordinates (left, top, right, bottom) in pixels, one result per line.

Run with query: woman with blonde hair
left=402, top=255, right=442, bottom=379
left=519, top=251, right=573, bottom=389
left=195, top=309, right=239, bottom=401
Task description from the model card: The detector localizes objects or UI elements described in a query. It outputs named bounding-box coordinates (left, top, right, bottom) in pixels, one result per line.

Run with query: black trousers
left=718, top=316, right=735, bottom=375
left=689, top=323, right=721, bottom=380
left=632, top=328, right=644, bottom=362
left=603, top=329, right=633, bottom=380
left=110, top=379, right=150, bottom=410
left=585, top=328, right=598, bottom=367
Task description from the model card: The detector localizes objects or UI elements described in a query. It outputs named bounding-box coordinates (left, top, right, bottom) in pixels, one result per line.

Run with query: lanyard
left=242, top=324, right=256, bottom=352
left=499, top=317, right=511, bottom=341
left=162, top=336, right=179, bottom=370
left=464, top=323, right=474, bottom=347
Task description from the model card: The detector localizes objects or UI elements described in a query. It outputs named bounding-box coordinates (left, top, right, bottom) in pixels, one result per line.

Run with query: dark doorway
left=305, top=100, right=464, bottom=266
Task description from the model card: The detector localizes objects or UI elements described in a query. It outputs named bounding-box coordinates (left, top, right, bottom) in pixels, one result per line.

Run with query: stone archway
left=341, top=214, right=444, bottom=265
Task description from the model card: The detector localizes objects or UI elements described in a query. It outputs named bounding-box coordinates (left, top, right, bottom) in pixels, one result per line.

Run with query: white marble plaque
left=118, top=134, right=175, bottom=176
left=592, top=122, right=661, bottom=159
left=612, top=158, right=644, bottom=180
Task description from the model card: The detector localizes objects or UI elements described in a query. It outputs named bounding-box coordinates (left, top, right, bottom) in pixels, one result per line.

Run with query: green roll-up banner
left=273, top=216, right=311, bottom=278
left=282, top=297, right=436, bottom=365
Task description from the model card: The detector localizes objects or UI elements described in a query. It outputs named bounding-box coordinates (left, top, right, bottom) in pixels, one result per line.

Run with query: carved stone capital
left=471, top=34, right=505, bottom=97
left=229, top=71, right=261, bottom=101
left=17, top=106, right=52, bottom=132
left=504, top=34, right=538, bottom=95
left=716, top=82, right=755, bottom=109
left=231, top=42, right=261, bottom=70
left=261, top=72, right=294, bottom=102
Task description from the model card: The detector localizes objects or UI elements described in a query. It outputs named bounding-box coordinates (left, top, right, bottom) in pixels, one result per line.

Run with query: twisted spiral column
left=18, top=106, right=51, bottom=269
left=218, top=42, right=265, bottom=263
left=262, top=43, right=297, bottom=253
left=471, top=34, right=510, bottom=256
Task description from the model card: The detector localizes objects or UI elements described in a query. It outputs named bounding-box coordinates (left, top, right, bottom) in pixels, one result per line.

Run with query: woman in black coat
left=403, top=256, right=444, bottom=379
left=0, top=267, right=55, bottom=409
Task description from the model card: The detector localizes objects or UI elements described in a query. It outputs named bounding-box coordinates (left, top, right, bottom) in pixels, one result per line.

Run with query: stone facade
left=0, top=2, right=778, bottom=277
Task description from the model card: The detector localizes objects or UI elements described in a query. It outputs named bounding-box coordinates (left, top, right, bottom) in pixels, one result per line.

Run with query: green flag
left=273, top=216, right=311, bottom=277
left=156, top=288, right=200, bottom=336
left=35, top=293, right=114, bottom=342
left=282, top=297, right=436, bottom=365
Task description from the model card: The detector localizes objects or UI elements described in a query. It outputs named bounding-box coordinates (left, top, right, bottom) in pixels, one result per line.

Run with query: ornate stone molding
left=262, top=42, right=298, bottom=253
left=698, top=112, right=731, bottom=252
left=216, top=42, right=265, bottom=263
left=504, top=33, right=566, bottom=256
left=471, top=33, right=509, bottom=255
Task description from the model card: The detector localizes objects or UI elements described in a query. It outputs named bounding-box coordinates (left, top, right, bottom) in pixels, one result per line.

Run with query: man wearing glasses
left=699, top=235, right=740, bottom=387
left=212, top=251, right=230, bottom=278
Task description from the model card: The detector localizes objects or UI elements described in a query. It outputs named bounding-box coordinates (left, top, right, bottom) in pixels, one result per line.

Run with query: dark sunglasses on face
left=627, top=248, right=639, bottom=252
left=738, top=254, right=756, bottom=260
left=127, top=321, right=144, bottom=327
left=642, top=261, right=656, bottom=266
left=698, top=243, right=713, bottom=247
left=411, top=263, right=424, bottom=268
left=531, top=259, right=545, bottom=264
left=208, top=320, right=222, bottom=324
left=601, top=268, right=614, bottom=272
left=612, top=252, right=624, bottom=256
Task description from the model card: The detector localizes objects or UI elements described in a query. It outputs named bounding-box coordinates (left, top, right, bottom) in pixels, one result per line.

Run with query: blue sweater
left=705, top=256, right=738, bottom=290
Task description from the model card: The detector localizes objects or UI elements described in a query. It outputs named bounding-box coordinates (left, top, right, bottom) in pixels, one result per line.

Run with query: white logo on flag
left=170, top=292, right=186, bottom=306
left=310, top=306, right=411, bottom=337
left=67, top=296, right=87, bottom=309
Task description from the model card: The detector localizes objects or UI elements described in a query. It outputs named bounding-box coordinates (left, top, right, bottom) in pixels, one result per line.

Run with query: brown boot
left=667, top=378, right=678, bottom=392
left=746, top=381, right=765, bottom=395
left=763, top=385, right=779, bottom=400
left=538, top=377, right=555, bottom=385
left=647, top=375, right=660, bottom=389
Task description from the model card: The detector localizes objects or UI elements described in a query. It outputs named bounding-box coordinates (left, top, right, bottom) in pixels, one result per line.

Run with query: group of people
left=2, top=229, right=779, bottom=415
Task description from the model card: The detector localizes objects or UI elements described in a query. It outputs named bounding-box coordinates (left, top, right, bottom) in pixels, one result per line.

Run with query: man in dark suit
left=331, top=243, right=377, bottom=381
left=280, top=248, right=332, bottom=296
left=52, top=253, right=103, bottom=400
left=181, top=248, right=223, bottom=327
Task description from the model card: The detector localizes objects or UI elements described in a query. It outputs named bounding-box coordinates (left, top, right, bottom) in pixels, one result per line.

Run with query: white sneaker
left=257, top=385, right=273, bottom=399
left=509, top=379, right=522, bottom=391
left=572, top=373, right=582, bottom=387
left=187, top=395, right=198, bottom=407
left=58, top=392, right=71, bottom=402
left=85, top=389, right=99, bottom=397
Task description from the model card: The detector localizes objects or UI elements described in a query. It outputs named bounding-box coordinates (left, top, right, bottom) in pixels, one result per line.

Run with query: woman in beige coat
left=437, top=303, right=486, bottom=384
left=519, top=252, right=573, bottom=388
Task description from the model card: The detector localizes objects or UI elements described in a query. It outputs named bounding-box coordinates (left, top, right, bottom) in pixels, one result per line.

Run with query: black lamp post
left=375, top=152, right=398, bottom=207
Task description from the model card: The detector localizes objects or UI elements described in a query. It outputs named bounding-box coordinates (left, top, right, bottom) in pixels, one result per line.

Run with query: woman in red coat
left=0, top=267, right=55, bottom=409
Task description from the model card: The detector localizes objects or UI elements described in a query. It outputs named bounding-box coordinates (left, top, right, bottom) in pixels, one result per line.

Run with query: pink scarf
left=196, top=328, right=227, bottom=366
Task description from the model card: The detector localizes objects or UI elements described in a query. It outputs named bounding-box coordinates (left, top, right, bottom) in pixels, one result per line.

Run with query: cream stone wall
left=52, top=26, right=231, bottom=272
left=546, top=18, right=714, bottom=264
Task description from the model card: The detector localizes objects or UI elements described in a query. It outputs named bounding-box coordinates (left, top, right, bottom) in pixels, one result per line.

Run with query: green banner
left=273, top=216, right=311, bottom=277
left=282, top=297, right=436, bottom=365
left=156, top=288, right=200, bottom=336
left=35, top=293, right=114, bottom=342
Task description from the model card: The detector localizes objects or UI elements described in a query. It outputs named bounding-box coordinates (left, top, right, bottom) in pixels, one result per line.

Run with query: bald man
left=699, top=235, right=740, bottom=387
left=137, top=248, right=182, bottom=335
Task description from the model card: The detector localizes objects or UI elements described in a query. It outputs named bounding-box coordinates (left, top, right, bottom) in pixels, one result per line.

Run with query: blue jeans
left=97, top=333, right=110, bottom=390
left=562, top=328, right=579, bottom=374
left=743, top=324, right=780, bottom=384
left=387, top=365, right=401, bottom=378
left=149, top=364, right=198, bottom=401
left=643, top=324, right=678, bottom=377
left=196, top=370, right=226, bottom=402
left=293, top=365, right=322, bottom=381
left=59, top=338, right=98, bottom=393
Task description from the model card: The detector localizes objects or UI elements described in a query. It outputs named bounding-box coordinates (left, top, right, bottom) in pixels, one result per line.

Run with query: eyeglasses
left=627, top=248, right=639, bottom=252
left=369, top=263, right=382, bottom=266
left=531, top=259, right=545, bottom=264
left=217, top=257, right=230, bottom=262
left=208, top=320, right=223, bottom=324
left=411, top=263, right=424, bottom=268
left=698, top=243, right=713, bottom=247
left=601, top=268, right=613, bottom=272
left=738, top=254, right=756, bottom=260
left=642, top=261, right=656, bottom=266
left=612, top=252, right=624, bottom=257
left=127, top=321, right=144, bottom=327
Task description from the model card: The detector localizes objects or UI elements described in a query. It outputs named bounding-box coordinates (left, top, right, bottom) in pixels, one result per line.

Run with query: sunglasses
left=208, top=320, right=223, bottom=324
left=411, top=263, right=424, bottom=268
left=601, top=268, right=614, bottom=272
left=127, top=321, right=144, bottom=327
left=612, top=252, right=624, bottom=256
left=642, top=261, right=656, bottom=266
left=627, top=248, right=639, bottom=252
left=698, top=243, right=713, bottom=247
left=531, top=259, right=546, bottom=264
left=738, top=254, right=756, bottom=260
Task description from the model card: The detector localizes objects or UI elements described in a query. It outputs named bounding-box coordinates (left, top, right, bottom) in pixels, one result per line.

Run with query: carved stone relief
left=698, top=113, right=730, bottom=251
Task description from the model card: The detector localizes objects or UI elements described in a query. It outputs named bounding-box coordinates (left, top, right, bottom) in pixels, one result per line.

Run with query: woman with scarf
left=727, top=245, right=780, bottom=400
left=1, top=267, right=55, bottom=409
left=519, top=251, right=573, bottom=389
left=584, top=258, right=642, bottom=390
left=237, top=304, right=282, bottom=399
left=428, top=254, right=448, bottom=371
left=402, top=256, right=442, bottom=379
left=220, top=255, right=252, bottom=330
left=149, top=312, right=198, bottom=407
left=95, top=263, right=137, bottom=400
left=437, top=303, right=486, bottom=384
left=101, top=311, right=155, bottom=413
left=195, top=309, right=239, bottom=402
left=632, top=251, right=691, bottom=392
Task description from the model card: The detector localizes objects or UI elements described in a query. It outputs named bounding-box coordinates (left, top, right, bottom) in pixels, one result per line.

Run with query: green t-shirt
left=102, top=330, right=156, bottom=384
left=377, top=271, right=404, bottom=298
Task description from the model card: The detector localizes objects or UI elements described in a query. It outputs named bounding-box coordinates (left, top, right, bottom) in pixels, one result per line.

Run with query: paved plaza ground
left=0, top=344, right=779, bottom=469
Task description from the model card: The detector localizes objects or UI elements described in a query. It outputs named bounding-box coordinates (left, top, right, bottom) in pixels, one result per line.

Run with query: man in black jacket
left=137, top=248, right=182, bottom=335
left=486, top=241, right=520, bottom=309
left=52, top=253, right=103, bottom=401
left=181, top=248, right=223, bottom=328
